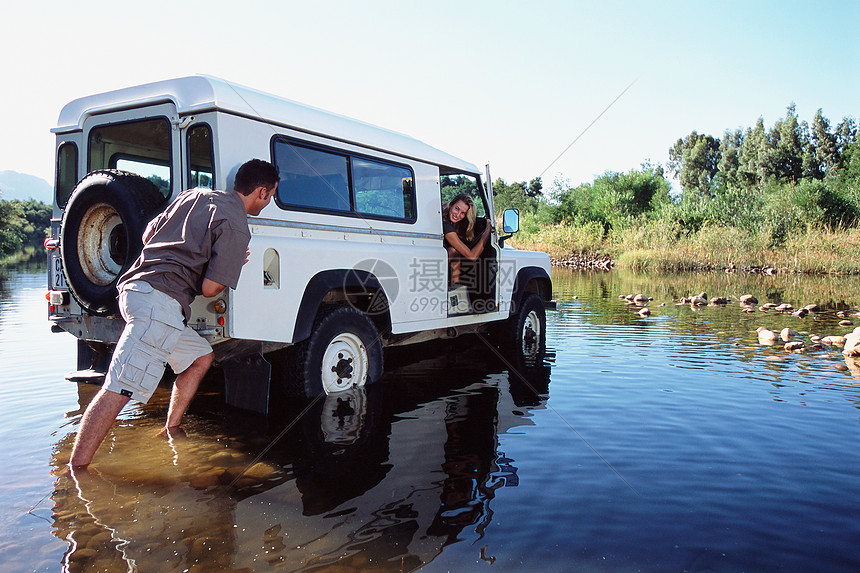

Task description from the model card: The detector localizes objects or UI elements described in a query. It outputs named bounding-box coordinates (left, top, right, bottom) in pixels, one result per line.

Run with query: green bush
left=0, top=199, right=51, bottom=258
left=793, top=179, right=859, bottom=229
left=0, top=200, right=24, bottom=257
left=545, top=166, right=670, bottom=231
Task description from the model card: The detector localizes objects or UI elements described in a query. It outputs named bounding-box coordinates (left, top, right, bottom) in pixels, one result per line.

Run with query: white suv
left=46, top=76, right=553, bottom=412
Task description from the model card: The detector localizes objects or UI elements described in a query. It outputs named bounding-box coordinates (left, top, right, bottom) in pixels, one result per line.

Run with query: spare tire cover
left=61, top=170, right=167, bottom=316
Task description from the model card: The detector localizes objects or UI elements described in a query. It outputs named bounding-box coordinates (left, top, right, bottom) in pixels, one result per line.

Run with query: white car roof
left=53, top=75, right=479, bottom=174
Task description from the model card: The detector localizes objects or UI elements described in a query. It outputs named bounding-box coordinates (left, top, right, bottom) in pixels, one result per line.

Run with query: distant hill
left=0, top=171, right=52, bottom=203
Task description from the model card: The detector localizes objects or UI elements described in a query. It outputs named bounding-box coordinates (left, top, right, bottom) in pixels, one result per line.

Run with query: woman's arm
left=444, top=221, right=493, bottom=261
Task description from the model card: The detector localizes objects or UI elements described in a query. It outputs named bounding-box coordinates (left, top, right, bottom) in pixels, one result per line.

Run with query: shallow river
left=3, top=259, right=860, bottom=572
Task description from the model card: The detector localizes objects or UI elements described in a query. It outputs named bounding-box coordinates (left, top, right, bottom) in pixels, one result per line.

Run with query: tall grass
left=509, top=211, right=860, bottom=275
left=508, top=215, right=606, bottom=260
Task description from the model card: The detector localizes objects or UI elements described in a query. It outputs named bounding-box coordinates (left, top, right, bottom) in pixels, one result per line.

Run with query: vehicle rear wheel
left=285, top=305, right=384, bottom=398
left=60, top=170, right=166, bottom=316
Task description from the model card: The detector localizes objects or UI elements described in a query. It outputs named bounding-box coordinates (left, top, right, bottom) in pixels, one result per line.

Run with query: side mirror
left=502, top=208, right=520, bottom=234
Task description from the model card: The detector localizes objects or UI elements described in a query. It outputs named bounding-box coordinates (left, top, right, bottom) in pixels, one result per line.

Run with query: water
left=3, top=260, right=860, bottom=571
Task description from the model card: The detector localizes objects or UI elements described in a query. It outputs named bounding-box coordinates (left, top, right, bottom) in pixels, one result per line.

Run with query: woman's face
left=449, top=199, right=469, bottom=223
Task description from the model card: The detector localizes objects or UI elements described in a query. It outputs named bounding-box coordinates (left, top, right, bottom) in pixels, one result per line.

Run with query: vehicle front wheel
left=285, top=305, right=384, bottom=399
left=494, top=293, right=546, bottom=360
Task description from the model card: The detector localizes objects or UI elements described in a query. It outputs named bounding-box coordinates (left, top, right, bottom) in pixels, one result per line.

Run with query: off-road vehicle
left=46, top=76, right=553, bottom=413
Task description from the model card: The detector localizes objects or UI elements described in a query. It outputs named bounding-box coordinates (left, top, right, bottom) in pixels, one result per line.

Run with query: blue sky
left=1, top=0, right=857, bottom=192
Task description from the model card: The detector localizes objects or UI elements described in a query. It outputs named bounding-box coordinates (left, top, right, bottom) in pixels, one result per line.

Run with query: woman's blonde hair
left=443, top=193, right=476, bottom=242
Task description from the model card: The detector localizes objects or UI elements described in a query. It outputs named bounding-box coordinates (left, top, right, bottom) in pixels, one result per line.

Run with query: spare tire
left=61, top=170, right=167, bottom=316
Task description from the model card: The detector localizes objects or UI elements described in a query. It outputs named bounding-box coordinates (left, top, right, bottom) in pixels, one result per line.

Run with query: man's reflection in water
left=51, top=339, right=552, bottom=571
left=51, top=415, right=259, bottom=572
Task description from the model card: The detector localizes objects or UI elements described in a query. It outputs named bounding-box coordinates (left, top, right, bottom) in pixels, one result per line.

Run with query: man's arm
left=201, top=247, right=249, bottom=297
left=201, top=278, right=226, bottom=298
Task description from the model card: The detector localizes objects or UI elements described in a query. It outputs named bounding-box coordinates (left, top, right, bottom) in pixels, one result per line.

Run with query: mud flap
left=223, top=353, right=272, bottom=414
left=66, top=340, right=112, bottom=384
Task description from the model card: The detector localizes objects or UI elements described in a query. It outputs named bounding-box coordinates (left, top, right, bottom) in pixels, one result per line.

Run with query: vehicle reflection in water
left=50, top=336, right=553, bottom=571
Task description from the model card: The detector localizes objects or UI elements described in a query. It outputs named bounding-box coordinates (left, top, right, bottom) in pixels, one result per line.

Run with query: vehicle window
left=88, top=117, right=172, bottom=198
left=115, top=158, right=170, bottom=196
left=353, top=157, right=415, bottom=220
left=274, top=140, right=351, bottom=212
left=440, top=173, right=486, bottom=218
left=187, top=123, right=214, bottom=189
left=56, top=142, right=78, bottom=208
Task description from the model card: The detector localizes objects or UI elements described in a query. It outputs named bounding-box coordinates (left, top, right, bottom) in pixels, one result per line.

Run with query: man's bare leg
left=69, top=388, right=130, bottom=467
left=165, top=352, right=213, bottom=429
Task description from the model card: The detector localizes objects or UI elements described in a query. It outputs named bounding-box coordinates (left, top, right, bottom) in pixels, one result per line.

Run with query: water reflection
left=552, top=267, right=860, bottom=409
left=50, top=338, right=553, bottom=571
left=31, top=265, right=860, bottom=571
left=0, top=252, right=47, bottom=337
left=553, top=267, right=860, bottom=314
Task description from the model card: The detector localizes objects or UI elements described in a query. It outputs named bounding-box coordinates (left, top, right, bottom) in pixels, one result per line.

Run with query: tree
left=717, top=128, right=744, bottom=188
left=811, top=108, right=839, bottom=176
left=0, top=199, right=24, bottom=257
left=834, top=138, right=860, bottom=208
left=0, top=198, right=51, bottom=258
left=492, top=177, right=542, bottom=215
left=14, top=199, right=51, bottom=243
left=835, top=117, right=857, bottom=155
left=770, top=103, right=805, bottom=183
left=738, top=117, right=773, bottom=187
left=527, top=177, right=543, bottom=198
left=667, top=131, right=721, bottom=197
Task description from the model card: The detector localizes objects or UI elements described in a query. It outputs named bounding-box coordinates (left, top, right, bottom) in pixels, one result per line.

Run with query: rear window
left=55, top=142, right=78, bottom=208
left=88, top=117, right=172, bottom=198
left=187, top=123, right=215, bottom=190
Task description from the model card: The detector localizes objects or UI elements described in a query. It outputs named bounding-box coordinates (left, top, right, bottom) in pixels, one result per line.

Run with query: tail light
left=48, top=291, right=70, bottom=305
left=212, top=299, right=227, bottom=326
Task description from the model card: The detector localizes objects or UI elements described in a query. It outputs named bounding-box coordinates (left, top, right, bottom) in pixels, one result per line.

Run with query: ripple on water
left=6, top=265, right=860, bottom=571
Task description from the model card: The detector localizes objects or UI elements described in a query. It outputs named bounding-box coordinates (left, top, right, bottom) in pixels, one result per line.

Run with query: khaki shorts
left=103, top=281, right=212, bottom=403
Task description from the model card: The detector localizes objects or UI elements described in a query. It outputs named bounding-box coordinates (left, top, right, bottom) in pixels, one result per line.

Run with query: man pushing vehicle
left=69, top=159, right=280, bottom=467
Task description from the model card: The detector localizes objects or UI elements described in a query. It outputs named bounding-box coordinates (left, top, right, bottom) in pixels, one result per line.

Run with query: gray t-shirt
left=119, top=188, right=250, bottom=321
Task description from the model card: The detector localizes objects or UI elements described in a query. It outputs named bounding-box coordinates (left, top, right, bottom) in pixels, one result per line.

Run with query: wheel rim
left=321, top=332, right=369, bottom=394
left=320, top=388, right=367, bottom=445
left=77, top=203, right=126, bottom=286
left=521, top=309, right=541, bottom=355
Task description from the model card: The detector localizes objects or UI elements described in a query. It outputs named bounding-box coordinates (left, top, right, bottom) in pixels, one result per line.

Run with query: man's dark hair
left=234, top=159, right=280, bottom=196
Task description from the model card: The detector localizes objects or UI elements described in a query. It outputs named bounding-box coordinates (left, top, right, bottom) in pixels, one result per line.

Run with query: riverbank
left=0, top=245, right=42, bottom=267
left=510, top=223, right=860, bottom=275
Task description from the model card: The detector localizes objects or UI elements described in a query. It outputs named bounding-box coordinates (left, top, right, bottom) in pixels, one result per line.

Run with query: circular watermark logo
left=345, top=259, right=400, bottom=316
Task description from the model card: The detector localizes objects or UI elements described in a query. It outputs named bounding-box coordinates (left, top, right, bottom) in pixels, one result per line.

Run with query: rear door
left=82, top=103, right=182, bottom=201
